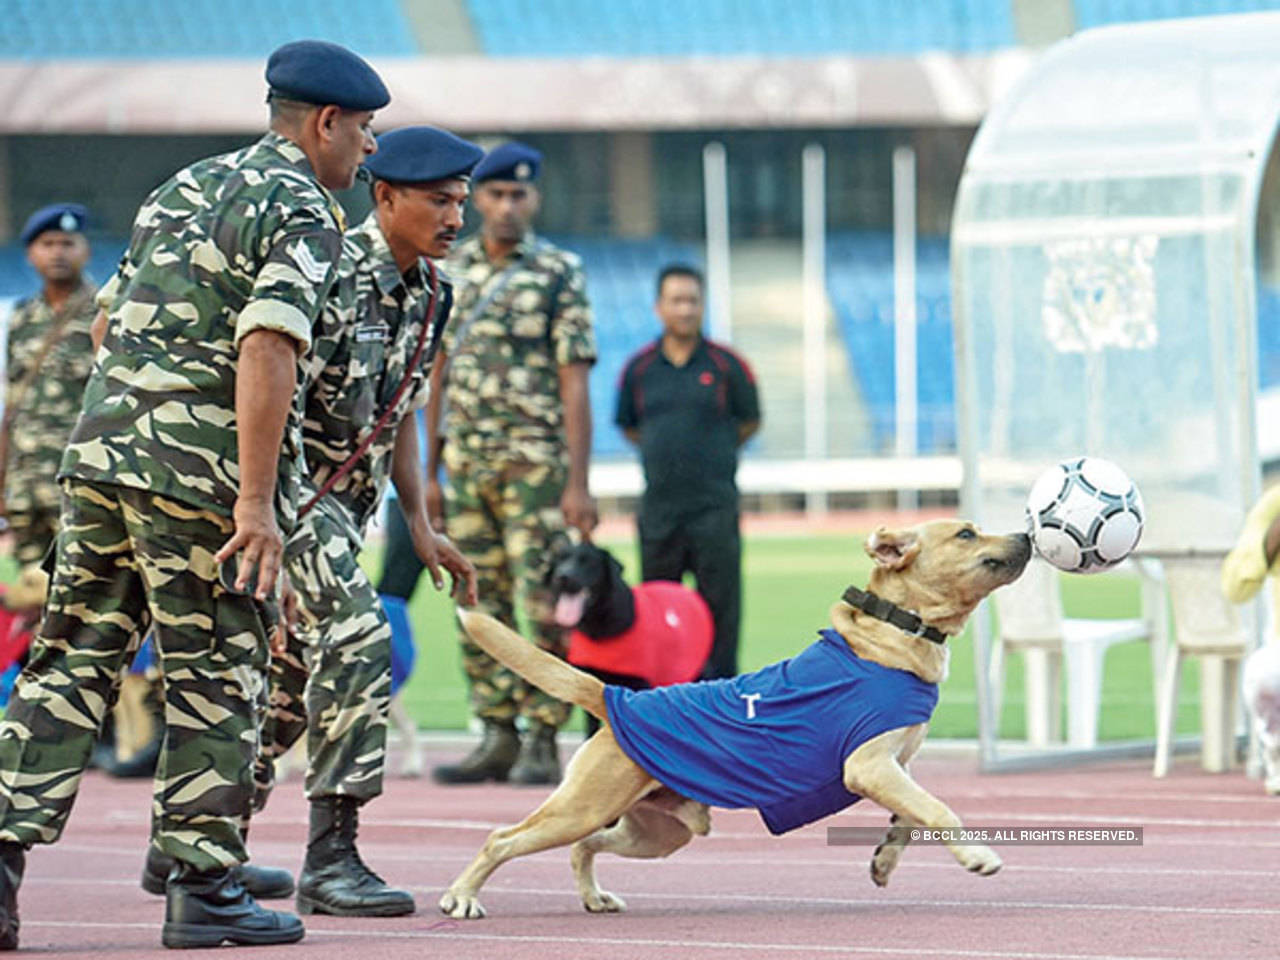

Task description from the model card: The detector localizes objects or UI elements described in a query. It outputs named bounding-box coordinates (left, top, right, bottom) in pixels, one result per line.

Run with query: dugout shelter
left=952, top=12, right=1280, bottom=771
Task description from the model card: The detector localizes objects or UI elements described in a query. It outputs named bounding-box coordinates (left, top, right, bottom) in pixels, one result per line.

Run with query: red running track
left=11, top=739, right=1279, bottom=959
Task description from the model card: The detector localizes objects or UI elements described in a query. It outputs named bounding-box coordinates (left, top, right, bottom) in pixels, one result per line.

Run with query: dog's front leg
left=844, top=730, right=1001, bottom=879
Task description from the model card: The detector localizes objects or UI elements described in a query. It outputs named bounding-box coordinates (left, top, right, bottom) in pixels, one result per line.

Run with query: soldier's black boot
left=295, top=798, right=415, bottom=917
left=431, top=719, right=519, bottom=784
left=507, top=723, right=561, bottom=785
left=0, top=841, right=25, bottom=951
left=161, top=863, right=304, bottom=949
left=143, top=845, right=295, bottom=899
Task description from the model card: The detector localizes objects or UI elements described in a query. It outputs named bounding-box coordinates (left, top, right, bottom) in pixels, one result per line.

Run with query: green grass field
left=372, top=531, right=1201, bottom=741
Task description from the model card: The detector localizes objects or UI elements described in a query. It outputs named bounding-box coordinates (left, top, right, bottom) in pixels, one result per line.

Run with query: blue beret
left=363, top=127, right=485, bottom=184
left=472, top=142, right=543, bottom=184
left=20, top=203, right=88, bottom=246
left=265, top=40, right=390, bottom=112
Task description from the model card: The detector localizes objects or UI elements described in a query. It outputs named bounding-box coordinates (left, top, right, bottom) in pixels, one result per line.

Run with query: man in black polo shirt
left=615, top=264, right=761, bottom=679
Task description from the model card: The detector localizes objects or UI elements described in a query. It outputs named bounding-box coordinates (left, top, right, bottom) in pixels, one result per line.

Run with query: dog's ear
left=543, top=535, right=575, bottom=586
left=605, top=550, right=625, bottom=584
left=865, top=527, right=921, bottom=571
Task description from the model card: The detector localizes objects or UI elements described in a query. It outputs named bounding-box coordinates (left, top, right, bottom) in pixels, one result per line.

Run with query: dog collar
left=841, top=586, right=948, bottom=645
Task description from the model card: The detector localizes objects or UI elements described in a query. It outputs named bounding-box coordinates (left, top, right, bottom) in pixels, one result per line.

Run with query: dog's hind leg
left=440, top=731, right=658, bottom=919
left=570, top=796, right=707, bottom=913
left=870, top=812, right=918, bottom=887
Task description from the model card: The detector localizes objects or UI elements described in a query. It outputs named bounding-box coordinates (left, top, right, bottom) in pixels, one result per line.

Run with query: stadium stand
left=826, top=231, right=956, bottom=454
left=0, top=0, right=417, bottom=58
left=0, top=234, right=698, bottom=459
left=1074, top=0, right=1280, bottom=30
left=5, top=230, right=1277, bottom=461
left=550, top=235, right=703, bottom=458
left=456, top=0, right=1018, bottom=57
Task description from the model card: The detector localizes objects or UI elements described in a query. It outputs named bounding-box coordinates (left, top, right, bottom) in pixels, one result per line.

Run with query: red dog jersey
left=567, top=581, right=712, bottom=687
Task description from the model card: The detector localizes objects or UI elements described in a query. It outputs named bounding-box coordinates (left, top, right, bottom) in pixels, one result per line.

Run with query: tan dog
left=440, top=521, right=1030, bottom=919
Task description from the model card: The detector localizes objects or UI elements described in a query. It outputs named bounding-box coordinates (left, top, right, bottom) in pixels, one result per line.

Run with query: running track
left=14, top=736, right=1278, bottom=959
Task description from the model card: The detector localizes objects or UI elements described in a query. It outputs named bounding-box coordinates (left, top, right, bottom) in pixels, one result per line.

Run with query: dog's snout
left=1002, top=532, right=1033, bottom=574
left=979, top=533, right=1032, bottom=577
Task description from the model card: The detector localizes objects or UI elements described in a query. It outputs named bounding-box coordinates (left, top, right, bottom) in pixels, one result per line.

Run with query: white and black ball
left=1025, top=457, right=1145, bottom=573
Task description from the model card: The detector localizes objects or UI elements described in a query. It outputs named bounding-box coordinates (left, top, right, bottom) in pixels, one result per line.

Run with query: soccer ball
left=1025, top=457, right=1145, bottom=574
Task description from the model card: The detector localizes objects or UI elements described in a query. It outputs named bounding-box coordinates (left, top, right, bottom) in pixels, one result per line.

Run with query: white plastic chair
left=991, top=556, right=1167, bottom=749
left=1153, top=555, right=1253, bottom=777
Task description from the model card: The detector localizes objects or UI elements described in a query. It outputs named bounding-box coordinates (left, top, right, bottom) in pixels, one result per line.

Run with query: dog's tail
left=457, top=609, right=607, bottom=719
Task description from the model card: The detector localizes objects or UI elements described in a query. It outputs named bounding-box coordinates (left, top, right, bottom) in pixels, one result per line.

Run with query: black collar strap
left=841, top=586, right=948, bottom=645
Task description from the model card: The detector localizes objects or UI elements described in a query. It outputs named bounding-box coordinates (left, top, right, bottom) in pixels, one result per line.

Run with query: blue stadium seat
left=826, top=231, right=957, bottom=453
left=1074, top=0, right=1273, bottom=29
left=467, top=0, right=1017, bottom=57
left=0, top=0, right=417, bottom=58
left=544, top=234, right=701, bottom=458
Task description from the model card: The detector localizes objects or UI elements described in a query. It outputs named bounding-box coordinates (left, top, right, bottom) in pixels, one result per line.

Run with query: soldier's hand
left=216, top=495, right=284, bottom=601
left=561, top=485, right=598, bottom=538
left=410, top=516, right=478, bottom=606
left=425, top=478, right=446, bottom=533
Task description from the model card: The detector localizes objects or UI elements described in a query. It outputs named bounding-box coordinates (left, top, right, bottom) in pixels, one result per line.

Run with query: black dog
left=549, top=543, right=713, bottom=735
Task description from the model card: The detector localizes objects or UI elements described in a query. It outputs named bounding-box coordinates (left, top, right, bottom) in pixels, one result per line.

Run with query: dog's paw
left=956, top=844, right=1002, bottom=877
left=582, top=890, right=627, bottom=913
left=400, top=754, right=424, bottom=779
left=870, top=845, right=900, bottom=887
left=439, top=890, right=486, bottom=919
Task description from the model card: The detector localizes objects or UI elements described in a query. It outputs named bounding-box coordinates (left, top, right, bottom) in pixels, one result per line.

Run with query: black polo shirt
left=615, top=336, right=760, bottom=530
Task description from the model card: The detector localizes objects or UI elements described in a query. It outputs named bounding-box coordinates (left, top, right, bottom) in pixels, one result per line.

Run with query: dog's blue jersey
left=604, top=629, right=939, bottom=835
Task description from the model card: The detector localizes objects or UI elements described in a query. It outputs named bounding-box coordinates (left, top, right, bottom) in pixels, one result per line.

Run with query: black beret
left=472, top=142, right=543, bottom=184
left=265, top=39, right=390, bottom=112
left=363, top=127, right=485, bottom=184
left=20, top=203, right=88, bottom=246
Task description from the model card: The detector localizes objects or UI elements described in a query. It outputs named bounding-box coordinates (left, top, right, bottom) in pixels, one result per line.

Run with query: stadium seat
left=466, top=0, right=1017, bottom=58
left=0, top=0, right=417, bottom=59
left=546, top=234, right=701, bottom=458
left=991, top=556, right=1168, bottom=749
left=826, top=231, right=958, bottom=454
left=1153, top=555, right=1254, bottom=776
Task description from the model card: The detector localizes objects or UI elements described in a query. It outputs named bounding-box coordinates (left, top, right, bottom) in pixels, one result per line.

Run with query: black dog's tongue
left=554, top=589, right=589, bottom=628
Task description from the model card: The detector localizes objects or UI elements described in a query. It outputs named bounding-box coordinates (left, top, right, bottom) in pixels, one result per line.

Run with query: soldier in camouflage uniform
left=428, top=142, right=598, bottom=787
left=0, top=204, right=97, bottom=567
left=0, top=40, right=388, bottom=951
left=250, top=127, right=480, bottom=919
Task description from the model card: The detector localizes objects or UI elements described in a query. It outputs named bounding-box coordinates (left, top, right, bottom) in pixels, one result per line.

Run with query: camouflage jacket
left=441, top=232, right=595, bottom=464
left=60, top=132, right=345, bottom=533
left=3, top=280, right=98, bottom=513
left=300, top=212, right=453, bottom=545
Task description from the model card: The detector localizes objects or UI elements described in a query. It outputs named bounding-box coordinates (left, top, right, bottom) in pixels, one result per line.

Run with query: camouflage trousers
left=255, top=495, right=391, bottom=808
left=0, top=480, right=268, bottom=871
left=7, top=505, right=59, bottom=566
left=443, top=454, right=571, bottom=729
